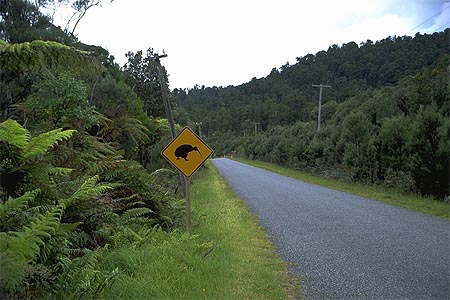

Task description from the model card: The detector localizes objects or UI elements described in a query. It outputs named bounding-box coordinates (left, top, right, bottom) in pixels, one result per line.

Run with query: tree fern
left=0, top=119, right=76, bottom=197
left=0, top=119, right=76, bottom=158
left=0, top=119, right=29, bottom=150
left=0, top=40, right=104, bottom=75
left=22, top=128, right=76, bottom=160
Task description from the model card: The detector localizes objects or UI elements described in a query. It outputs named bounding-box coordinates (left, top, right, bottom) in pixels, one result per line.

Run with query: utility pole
left=153, top=52, right=186, bottom=195
left=196, top=121, right=203, bottom=138
left=312, top=84, right=331, bottom=131
left=253, top=122, right=260, bottom=135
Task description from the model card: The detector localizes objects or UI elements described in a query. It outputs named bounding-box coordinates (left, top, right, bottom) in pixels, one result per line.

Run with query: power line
left=433, top=21, right=450, bottom=32
left=408, top=4, right=450, bottom=34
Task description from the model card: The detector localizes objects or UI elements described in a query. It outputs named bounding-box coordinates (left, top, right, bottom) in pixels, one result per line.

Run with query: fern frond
left=0, top=189, right=39, bottom=219
left=0, top=119, right=30, bottom=150
left=23, top=128, right=76, bottom=160
left=125, top=201, right=146, bottom=208
left=88, top=153, right=125, bottom=176
left=28, top=205, right=55, bottom=214
left=57, top=249, right=119, bottom=299
left=48, top=167, right=74, bottom=176
left=62, top=175, right=113, bottom=207
left=0, top=252, right=28, bottom=293
left=122, top=207, right=153, bottom=220
left=86, top=135, right=117, bottom=157
left=1, top=205, right=64, bottom=263
left=122, top=117, right=150, bottom=145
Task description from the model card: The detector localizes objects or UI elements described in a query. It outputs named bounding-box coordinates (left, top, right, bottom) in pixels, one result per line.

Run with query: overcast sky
left=51, top=0, right=450, bottom=89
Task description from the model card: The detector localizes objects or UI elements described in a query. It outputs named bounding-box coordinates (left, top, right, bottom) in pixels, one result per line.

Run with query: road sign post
left=161, top=127, right=213, bottom=233
left=185, top=177, right=191, bottom=233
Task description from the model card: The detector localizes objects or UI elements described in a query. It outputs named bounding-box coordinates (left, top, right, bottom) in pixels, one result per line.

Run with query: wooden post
left=185, top=177, right=191, bottom=234
left=153, top=52, right=186, bottom=196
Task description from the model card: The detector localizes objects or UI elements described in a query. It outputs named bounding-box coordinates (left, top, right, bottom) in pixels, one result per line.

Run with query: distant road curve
left=212, top=158, right=449, bottom=300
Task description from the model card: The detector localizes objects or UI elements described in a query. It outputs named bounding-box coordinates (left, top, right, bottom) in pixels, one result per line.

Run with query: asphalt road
left=211, top=158, right=450, bottom=300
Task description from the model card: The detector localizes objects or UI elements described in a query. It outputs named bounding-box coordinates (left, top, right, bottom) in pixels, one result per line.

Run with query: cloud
left=52, top=0, right=449, bottom=89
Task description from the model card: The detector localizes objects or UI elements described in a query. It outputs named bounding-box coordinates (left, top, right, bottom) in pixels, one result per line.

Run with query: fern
left=0, top=40, right=104, bottom=75
left=23, top=128, right=76, bottom=161
left=122, top=207, right=153, bottom=221
left=0, top=120, right=76, bottom=160
left=0, top=251, right=29, bottom=293
left=51, top=250, right=118, bottom=299
left=0, top=189, right=39, bottom=219
left=62, top=175, right=113, bottom=208
left=0, top=120, right=77, bottom=198
left=0, top=119, right=30, bottom=149
left=0, top=205, right=64, bottom=294
left=10, top=205, right=64, bottom=262
left=47, top=167, right=74, bottom=176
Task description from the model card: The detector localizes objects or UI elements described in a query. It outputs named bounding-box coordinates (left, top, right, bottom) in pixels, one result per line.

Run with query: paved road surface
left=212, top=158, right=449, bottom=300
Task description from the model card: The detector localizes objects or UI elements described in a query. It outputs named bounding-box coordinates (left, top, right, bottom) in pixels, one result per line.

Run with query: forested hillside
left=177, top=30, right=449, bottom=199
left=0, top=1, right=183, bottom=298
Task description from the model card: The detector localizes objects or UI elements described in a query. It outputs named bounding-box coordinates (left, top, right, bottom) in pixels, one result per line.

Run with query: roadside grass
left=97, top=162, right=299, bottom=300
left=233, top=157, right=449, bottom=220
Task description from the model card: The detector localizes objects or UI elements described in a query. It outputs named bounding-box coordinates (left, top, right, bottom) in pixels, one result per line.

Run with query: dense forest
left=176, top=30, right=449, bottom=199
left=0, top=1, right=183, bottom=298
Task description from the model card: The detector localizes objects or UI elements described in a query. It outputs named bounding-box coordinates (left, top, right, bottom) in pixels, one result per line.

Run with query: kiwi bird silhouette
left=175, top=144, right=202, bottom=161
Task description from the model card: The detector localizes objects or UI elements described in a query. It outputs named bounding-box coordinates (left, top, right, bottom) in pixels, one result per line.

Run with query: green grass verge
left=233, top=157, right=449, bottom=220
left=97, top=162, right=299, bottom=300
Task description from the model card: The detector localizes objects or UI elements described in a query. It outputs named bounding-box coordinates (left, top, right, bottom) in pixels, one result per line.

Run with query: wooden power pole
left=253, top=122, right=260, bottom=135
left=153, top=52, right=186, bottom=195
left=312, top=84, right=331, bottom=131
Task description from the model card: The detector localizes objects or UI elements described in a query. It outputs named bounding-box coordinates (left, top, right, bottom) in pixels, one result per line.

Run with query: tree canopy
left=177, top=30, right=449, bottom=199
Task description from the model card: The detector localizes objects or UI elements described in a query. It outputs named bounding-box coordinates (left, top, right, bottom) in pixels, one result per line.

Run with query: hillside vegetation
left=177, top=30, right=449, bottom=199
left=1, top=1, right=184, bottom=298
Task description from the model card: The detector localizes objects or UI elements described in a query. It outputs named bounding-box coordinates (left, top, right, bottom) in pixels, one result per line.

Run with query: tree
left=26, top=71, right=97, bottom=129
left=123, top=48, right=168, bottom=117
left=34, top=0, right=114, bottom=36
left=341, top=111, right=374, bottom=181
left=0, top=0, right=75, bottom=44
left=0, top=40, right=104, bottom=120
left=410, top=106, right=448, bottom=197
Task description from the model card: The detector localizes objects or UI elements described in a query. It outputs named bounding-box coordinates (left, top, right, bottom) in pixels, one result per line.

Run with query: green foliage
left=26, top=71, right=97, bottom=128
left=0, top=39, right=104, bottom=119
left=0, top=204, right=63, bottom=293
left=123, top=47, right=168, bottom=117
left=121, top=207, right=154, bottom=223
left=62, top=175, right=113, bottom=208
left=0, top=39, right=97, bottom=73
left=409, top=106, right=448, bottom=197
left=0, top=189, right=39, bottom=219
left=0, top=0, right=76, bottom=44
left=0, top=119, right=76, bottom=197
left=181, top=32, right=449, bottom=199
left=49, top=250, right=119, bottom=300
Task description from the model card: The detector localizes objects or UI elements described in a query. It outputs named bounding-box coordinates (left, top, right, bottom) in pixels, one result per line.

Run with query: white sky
left=51, top=0, right=450, bottom=89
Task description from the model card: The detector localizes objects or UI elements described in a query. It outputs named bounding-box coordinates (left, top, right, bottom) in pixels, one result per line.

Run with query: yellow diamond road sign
left=161, top=127, right=213, bottom=178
